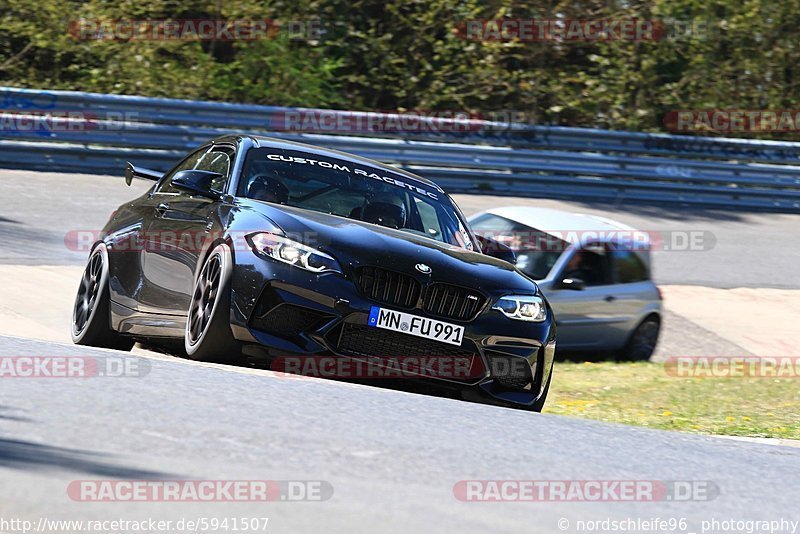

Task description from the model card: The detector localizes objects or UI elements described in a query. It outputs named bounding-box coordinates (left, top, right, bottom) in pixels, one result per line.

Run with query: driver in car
left=562, top=250, right=599, bottom=285
left=247, top=174, right=290, bottom=204
left=359, top=194, right=407, bottom=229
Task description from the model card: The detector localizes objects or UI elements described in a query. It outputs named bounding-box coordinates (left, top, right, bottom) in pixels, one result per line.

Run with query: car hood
left=238, top=201, right=538, bottom=294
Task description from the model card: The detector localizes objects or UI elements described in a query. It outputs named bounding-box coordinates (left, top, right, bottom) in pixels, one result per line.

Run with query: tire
left=184, top=243, right=241, bottom=363
left=71, top=243, right=134, bottom=351
left=618, top=316, right=660, bottom=361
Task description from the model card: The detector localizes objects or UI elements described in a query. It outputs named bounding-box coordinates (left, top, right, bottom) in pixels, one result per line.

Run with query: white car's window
left=612, top=249, right=650, bottom=283
left=470, top=213, right=566, bottom=279
left=561, top=244, right=613, bottom=286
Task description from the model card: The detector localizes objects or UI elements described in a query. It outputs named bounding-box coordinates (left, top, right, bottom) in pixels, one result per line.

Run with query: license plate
left=367, top=306, right=464, bottom=346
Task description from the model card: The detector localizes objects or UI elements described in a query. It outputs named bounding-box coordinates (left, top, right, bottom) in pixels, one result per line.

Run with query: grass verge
left=545, top=361, right=799, bottom=440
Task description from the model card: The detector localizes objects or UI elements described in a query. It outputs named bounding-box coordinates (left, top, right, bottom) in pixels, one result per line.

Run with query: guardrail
left=2, top=86, right=800, bottom=211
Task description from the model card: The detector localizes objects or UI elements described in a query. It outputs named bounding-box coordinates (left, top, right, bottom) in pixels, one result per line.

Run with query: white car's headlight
left=492, top=295, right=547, bottom=322
left=246, top=232, right=342, bottom=274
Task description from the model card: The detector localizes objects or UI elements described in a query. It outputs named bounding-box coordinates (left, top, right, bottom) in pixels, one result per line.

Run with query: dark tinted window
left=195, top=148, right=232, bottom=192
left=469, top=213, right=517, bottom=235
left=239, top=148, right=474, bottom=250
left=561, top=244, right=612, bottom=286
left=612, top=250, right=649, bottom=283
left=156, top=149, right=206, bottom=194
left=470, top=214, right=567, bottom=280
left=157, top=146, right=233, bottom=195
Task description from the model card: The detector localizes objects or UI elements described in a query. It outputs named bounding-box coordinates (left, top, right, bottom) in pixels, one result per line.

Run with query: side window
left=612, top=250, right=649, bottom=283
left=155, top=149, right=207, bottom=194
left=469, top=214, right=516, bottom=235
left=414, top=197, right=443, bottom=238
left=195, top=148, right=232, bottom=192
left=469, top=214, right=521, bottom=247
left=155, top=146, right=233, bottom=195
left=561, top=244, right=612, bottom=286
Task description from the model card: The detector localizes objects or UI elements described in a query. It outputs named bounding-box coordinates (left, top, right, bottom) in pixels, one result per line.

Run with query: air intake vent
left=422, top=284, right=486, bottom=321
left=329, top=323, right=484, bottom=382
left=485, top=352, right=534, bottom=391
left=354, top=266, right=421, bottom=309
left=251, top=303, right=333, bottom=339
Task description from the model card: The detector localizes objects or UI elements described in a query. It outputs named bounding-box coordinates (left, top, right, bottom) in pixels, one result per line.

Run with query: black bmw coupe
left=71, top=135, right=556, bottom=410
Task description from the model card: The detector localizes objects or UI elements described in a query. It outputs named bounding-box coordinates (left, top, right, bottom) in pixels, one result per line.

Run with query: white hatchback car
left=469, top=207, right=662, bottom=360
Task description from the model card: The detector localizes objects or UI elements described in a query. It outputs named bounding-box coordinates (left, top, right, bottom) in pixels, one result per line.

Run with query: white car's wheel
left=619, top=316, right=660, bottom=361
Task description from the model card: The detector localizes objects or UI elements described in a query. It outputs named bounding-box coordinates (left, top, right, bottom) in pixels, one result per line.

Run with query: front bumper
left=229, top=250, right=556, bottom=408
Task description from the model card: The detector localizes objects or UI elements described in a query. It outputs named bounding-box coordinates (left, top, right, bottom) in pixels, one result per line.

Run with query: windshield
left=469, top=213, right=566, bottom=279
left=238, top=148, right=475, bottom=250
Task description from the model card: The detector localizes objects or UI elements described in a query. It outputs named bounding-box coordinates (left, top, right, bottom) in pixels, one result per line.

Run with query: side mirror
left=171, top=170, right=223, bottom=200
left=559, top=277, right=585, bottom=290
left=475, top=234, right=516, bottom=264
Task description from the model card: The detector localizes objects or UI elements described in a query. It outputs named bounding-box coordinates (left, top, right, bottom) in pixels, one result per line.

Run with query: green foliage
left=0, top=0, right=344, bottom=105
left=1, top=0, right=799, bottom=136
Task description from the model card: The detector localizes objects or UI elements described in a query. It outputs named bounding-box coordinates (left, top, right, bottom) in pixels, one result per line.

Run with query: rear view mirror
left=171, top=170, right=223, bottom=200
left=475, top=235, right=516, bottom=264
left=559, top=277, right=585, bottom=290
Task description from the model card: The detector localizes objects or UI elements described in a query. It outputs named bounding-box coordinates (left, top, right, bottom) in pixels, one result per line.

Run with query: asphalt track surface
left=1, top=335, right=798, bottom=534
left=1, top=169, right=799, bottom=532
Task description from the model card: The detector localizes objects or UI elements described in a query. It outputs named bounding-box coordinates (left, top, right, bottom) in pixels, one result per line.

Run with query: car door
left=544, top=243, right=626, bottom=350
left=139, top=145, right=234, bottom=315
left=106, top=148, right=206, bottom=312
left=603, top=248, right=657, bottom=348
left=104, top=197, right=156, bottom=311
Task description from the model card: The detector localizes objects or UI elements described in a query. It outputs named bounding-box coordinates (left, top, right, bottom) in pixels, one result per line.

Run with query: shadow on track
left=0, top=405, right=32, bottom=422
left=0, top=437, right=177, bottom=478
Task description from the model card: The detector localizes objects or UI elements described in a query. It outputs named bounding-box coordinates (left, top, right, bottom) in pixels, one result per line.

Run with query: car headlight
left=246, top=232, right=342, bottom=274
left=492, top=295, right=547, bottom=322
